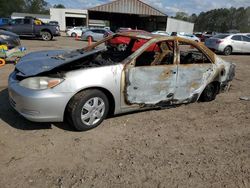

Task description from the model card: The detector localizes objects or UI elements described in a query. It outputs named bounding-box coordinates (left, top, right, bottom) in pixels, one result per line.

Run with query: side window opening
left=242, top=36, right=250, bottom=42
left=24, top=19, right=31, bottom=24
left=231, top=35, right=242, bottom=41
left=135, top=41, right=174, bottom=67
left=12, top=19, right=23, bottom=25
left=179, top=42, right=211, bottom=64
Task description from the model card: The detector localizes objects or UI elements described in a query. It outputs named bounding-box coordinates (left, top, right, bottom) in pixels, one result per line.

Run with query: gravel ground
left=0, top=36, right=249, bottom=188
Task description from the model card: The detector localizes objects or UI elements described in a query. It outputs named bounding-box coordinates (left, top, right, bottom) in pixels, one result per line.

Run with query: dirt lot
left=0, top=37, right=249, bottom=188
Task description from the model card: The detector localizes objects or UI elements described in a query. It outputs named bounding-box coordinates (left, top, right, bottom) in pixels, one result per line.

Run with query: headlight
left=0, top=35, right=10, bottom=40
left=20, top=77, right=64, bottom=90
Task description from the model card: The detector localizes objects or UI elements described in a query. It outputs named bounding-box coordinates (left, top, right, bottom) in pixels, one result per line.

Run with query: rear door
left=174, top=41, right=215, bottom=103
left=95, top=29, right=106, bottom=41
left=231, top=35, right=243, bottom=52
left=241, top=36, right=250, bottom=52
left=125, top=40, right=177, bottom=105
left=22, top=19, right=33, bottom=35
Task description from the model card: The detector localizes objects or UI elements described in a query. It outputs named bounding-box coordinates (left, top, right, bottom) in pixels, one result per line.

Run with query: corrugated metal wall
left=89, top=0, right=165, bottom=16
left=166, top=18, right=194, bottom=34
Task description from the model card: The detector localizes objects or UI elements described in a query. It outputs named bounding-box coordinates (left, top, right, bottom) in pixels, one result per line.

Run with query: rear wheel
left=71, top=32, right=77, bottom=37
left=223, top=46, right=232, bottom=56
left=200, top=83, right=218, bottom=102
left=41, top=31, right=52, bottom=41
left=87, top=36, right=94, bottom=42
left=67, top=89, right=109, bottom=131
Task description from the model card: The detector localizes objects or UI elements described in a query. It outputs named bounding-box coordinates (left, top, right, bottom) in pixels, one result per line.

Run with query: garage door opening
left=88, top=0, right=167, bottom=32
left=66, top=17, right=86, bottom=27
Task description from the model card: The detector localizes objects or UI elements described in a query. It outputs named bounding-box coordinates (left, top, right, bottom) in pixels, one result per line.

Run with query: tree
left=0, top=0, right=26, bottom=17
left=24, top=0, right=49, bottom=14
left=53, top=4, right=65, bottom=8
left=177, top=6, right=250, bottom=32
left=174, top=12, right=189, bottom=21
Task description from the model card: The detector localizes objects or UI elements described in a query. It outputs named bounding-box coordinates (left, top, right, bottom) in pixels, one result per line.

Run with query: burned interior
left=178, top=42, right=212, bottom=64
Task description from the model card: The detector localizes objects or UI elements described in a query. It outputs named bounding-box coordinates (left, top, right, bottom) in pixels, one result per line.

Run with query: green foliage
left=0, top=0, right=51, bottom=17
left=24, top=0, right=49, bottom=14
left=174, top=7, right=250, bottom=32
left=175, top=12, right=189, bottom=21
left=53, top=4, right=65, bottom=8
left=0, top=0, right=26, bottom=17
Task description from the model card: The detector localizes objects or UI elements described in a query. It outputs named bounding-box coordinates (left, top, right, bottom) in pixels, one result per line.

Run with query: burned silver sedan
left=8, top=33, right=235, bottom=131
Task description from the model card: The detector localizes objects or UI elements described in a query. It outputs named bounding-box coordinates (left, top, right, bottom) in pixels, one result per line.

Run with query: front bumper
left=8, top=72, right=73, bottom=122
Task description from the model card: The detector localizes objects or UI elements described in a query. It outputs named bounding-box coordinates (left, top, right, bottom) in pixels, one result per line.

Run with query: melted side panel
left=125, top=65, right=177, bottom=105
left=174, top=64, right=216, bottom=103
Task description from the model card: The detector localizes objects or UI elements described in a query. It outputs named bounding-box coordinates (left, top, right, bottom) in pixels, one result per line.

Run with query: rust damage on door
left=123, top=36, right=235, bottom=107
left=125, top=65, right=177, bottom=105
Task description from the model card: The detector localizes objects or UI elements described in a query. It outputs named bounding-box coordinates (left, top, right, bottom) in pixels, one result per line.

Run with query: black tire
left=71, top=32, right=77, bottom=37
left=67, top=89, right=109, bottom=131
left=223, top=46, right=232, bottom=56
left=41, top=31, right=52, bottom=41
left=87, top=36, right=94, bottom=42
left=200, top=83, right=218, bottom=102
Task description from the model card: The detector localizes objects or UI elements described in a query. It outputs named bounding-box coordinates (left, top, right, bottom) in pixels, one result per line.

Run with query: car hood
left=0, top=29, right=19, bottom=38
left=0, top=29, right=20, bottom=48
left=15, top=48, right=103, bottom=78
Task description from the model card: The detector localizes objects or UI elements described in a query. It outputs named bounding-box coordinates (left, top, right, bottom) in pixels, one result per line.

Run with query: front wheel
left=71, top=32, right=77, bottom=37
left=200, top=83, right=218, bottom=102
left=67, top=89, right=109, bottom=131
left=41, top=31, right=52, bottom=41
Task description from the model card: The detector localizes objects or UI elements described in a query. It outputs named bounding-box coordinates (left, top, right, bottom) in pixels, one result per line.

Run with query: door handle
left=167, top=93, right=174, bottom=98
left=163, top=70, right=176, bottom=74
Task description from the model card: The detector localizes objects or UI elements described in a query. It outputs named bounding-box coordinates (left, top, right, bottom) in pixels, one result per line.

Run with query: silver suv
left=205, top=34, right=250, bottom=55
left=81, top=28, right=109, bottom=41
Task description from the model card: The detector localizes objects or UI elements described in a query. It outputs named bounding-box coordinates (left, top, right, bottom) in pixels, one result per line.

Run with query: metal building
left=88, top=0, right=167, bottom=31
left=50, top=8, right=88, bottom=31
left=166, top=18, right=194, bottom=34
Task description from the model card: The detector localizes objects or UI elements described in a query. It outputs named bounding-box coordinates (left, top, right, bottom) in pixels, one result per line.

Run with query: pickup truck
left=0, top=17, right=60, bottom=41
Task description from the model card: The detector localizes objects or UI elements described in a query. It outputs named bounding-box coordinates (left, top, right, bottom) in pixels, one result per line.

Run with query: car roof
left=116, top=32, right=201, bottom=43
left=84, top=31, right=215, bottom=63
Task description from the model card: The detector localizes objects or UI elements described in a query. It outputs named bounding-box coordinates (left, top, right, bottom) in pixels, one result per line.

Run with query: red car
left=107, top=30, right=158, bottom=52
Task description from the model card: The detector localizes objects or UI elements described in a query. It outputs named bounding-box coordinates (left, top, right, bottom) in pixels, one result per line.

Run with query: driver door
left=125, top=40, right=177, bottom=105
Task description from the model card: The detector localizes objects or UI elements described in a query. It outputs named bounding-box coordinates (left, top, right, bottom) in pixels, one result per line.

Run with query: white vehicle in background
left=205, top=34, right=250, bottom=55
left=66, top=27, right=87, bottom=37
left=151, top=31, right=169, bottom=36
left=171, top=32, right=201, bottom=42
left=81, top=28, right=111, bottom=41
